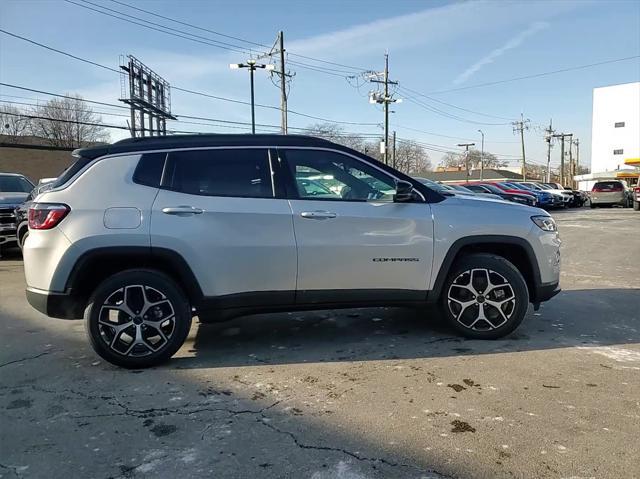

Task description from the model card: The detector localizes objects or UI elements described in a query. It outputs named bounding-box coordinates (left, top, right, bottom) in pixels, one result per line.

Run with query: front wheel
left=85, top=269, right=192, bottom=368
left=634, top=201, right=640, bottom=211
left=440, top=254, right=529, bottom=339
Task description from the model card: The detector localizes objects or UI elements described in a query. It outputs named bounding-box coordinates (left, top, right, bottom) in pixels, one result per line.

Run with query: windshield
left=0, top=175, right=34, bottom=193
left=450, top=185, right=474, bottom=193
left=415, top=178, right=450, bottom=194
left=478, top=184, right=503, bottom=194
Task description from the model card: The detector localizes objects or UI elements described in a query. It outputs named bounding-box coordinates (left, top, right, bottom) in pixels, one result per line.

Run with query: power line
left=65, top=0, right=259, bottom=55
left=107, top=0, right=369, bottom=72
left=398, top=85, right=516, bottom=121
left=401, top=91, right=512, bottom=126
left=427, top=55, right=640, bottom=94
left=0, top=32, right=380, bottom=127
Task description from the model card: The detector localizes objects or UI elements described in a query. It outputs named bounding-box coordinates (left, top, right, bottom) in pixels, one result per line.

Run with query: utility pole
left=369, top=53, right=399, bottom=165
left=477, top=129, right=485, bottom=180
left=544, top=119, right=555, bottom=183
left=278, top=31, right=288, bottom=134
left=512, top=113, right=530, bottom=181
left=230, top=59, right=275, bottom=134
left=573, top=138, right=580, bottom=186
left=392, top=131, right=397, bottom=169
left=458, top=143, right=475, bottom=183
left=568, top=134, right=574, bottom=187
left=552, top=133, right=572, bottom=186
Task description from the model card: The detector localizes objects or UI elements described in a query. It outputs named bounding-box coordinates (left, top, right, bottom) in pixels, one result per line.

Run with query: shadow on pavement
left=174, top=288, right=640, bottom=369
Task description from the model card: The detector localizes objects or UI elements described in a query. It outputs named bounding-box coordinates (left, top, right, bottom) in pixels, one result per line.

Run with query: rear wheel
left=18, top=230, right=29, bottom=251
left=440, top=254, right=529, bottom=339
left=634, top=201, right=640, bottom=211
left=85, top=269, right=192, bottom=368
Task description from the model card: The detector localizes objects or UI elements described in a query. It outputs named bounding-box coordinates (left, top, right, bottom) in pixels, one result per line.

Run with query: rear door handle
left=300, top=210, right=337, bottom=220
left=162, top=206, right=204, bottom=216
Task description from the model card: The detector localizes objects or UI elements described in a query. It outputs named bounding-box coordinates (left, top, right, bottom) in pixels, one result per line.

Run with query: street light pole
left=478, top=130, right=485, bottom=180
left=230, top=59, right=275, bottom=134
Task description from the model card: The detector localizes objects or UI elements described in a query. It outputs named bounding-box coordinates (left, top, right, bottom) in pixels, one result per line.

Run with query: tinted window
left=133, top=152, right=166, bottom=187
left=168, top=149, right=273, bottom=198
left=284, top=149, right=396, bottom=201
left=0, top=175, right=34, bottom=193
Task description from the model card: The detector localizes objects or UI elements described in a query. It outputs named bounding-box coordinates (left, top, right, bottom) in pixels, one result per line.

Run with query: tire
left=18, top=230, right=29, bottom=251
left=634, top=201, right=640, bottom=211
left=85, top=269, right=192, bottom=368
left=439, top=253, right=529, bottom=340
left=590, top=203, right=596, bottom=209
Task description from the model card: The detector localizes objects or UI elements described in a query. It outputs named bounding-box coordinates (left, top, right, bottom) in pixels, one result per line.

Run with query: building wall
left=0, top=145, right=75, bottom=182
left=591, top=82, right=640, bottom=173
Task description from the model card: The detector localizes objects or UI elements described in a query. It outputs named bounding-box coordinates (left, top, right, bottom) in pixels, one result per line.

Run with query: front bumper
left=26, top=287, right=84, bottom=319
left=533, top=281, right=561, bottom=303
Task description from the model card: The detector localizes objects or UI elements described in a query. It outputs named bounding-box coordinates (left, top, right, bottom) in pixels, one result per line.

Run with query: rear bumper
left=26, top=287, right=83, bottom=319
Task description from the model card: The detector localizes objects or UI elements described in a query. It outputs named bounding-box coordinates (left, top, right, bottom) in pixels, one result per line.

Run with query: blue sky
left=1, top=0, right=639, bottom=169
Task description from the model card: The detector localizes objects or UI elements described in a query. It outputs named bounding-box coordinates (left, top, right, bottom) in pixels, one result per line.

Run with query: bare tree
left=441, top=149, right=505, bottom=169
left=29, top=95, right=109, bottom=148
left=304, top=123, right=370, bottom=153
left=0, top=104, right=30, bottom=142
left=393, top=140, right=432, bottom=175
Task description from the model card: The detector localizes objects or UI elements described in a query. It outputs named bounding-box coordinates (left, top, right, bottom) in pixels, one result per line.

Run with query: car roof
left=74, top=134, right=340, bottom=160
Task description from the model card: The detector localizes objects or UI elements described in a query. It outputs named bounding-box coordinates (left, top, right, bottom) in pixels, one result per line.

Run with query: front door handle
left=300, top=210, right=337, bottom=220
left=162, top=206, right=204, bottom=216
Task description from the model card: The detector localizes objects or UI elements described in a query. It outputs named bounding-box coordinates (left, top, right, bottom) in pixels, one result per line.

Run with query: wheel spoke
left=447, top=267, right=517, bottom=332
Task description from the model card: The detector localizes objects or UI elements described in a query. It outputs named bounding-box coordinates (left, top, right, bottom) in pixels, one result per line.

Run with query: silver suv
left=23, top=135, right=561, bottom=368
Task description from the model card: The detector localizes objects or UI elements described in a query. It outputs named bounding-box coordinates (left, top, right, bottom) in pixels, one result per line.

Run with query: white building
left=591, top=82, right=640, bottom=173
left=576, top=82, right=640, bottom=190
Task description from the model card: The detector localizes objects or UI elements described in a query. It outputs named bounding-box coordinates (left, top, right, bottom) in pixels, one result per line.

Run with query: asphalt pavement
left=1, top=207, right=639, bottom=479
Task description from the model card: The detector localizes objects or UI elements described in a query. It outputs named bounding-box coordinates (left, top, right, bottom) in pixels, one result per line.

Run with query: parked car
left=23, top=134, right=561, bottom=368
left=445, top=184, right=501, bottom=200
left=493, top=182, right=554, bottom=208
left=543, top=184, right=587, bottom=207
left=633, top=184, right=640, bottom=211
left=590, top=180, right=631, bottom=208
left=0, top=172, right=34, bottom=254
left=465, top=183, right=536, bottom=206
left=518, top=182, right=569, bottom=208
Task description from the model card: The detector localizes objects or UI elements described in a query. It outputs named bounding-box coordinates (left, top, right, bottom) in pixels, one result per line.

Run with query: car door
left=280, top=147, right=434, bottom=304
left=150, top=147, right=297, bottom=306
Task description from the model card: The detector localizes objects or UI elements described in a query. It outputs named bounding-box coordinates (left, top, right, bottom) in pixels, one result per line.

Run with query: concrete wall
left=0, top=145, right=76, bottom=183
left=591, top=82, right=640, bottom=173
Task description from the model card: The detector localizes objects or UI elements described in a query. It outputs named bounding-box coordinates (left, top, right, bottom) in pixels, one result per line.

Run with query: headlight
left=531, top=215, right=557, bottom=232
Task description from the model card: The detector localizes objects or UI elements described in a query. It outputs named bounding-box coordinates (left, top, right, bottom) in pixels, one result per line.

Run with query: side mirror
left=394, top=179, right=415, bottom=202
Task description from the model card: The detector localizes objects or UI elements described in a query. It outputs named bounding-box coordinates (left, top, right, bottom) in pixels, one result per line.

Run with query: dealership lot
left=1, top=208, right=639, bottom=479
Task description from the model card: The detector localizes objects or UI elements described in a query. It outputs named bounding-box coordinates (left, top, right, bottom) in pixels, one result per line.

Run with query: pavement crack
left=0, top=350, right=53, bottom=369
left=254, top=412, right=451, bottom=477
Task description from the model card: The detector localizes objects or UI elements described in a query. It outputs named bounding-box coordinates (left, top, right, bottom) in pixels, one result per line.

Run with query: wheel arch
left=431, top=235, right=542, bottom=303
left=64, top=246, right=203, bottom=316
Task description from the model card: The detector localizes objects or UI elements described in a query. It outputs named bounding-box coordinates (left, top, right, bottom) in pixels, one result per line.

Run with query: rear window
left=0, top=175, right=34, bottom=193
left=166, top=148, right=273, bottom=198
left=133, top=152, right=166, bottom=187
left=593, top=181, right=623, bottom=191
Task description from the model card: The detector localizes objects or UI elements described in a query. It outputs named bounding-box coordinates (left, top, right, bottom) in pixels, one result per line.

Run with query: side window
left=133, top=152, right=166, bottom=187
left=284, top=149, right=396, bottom=201
left=167, top=149, right=273, bottom=198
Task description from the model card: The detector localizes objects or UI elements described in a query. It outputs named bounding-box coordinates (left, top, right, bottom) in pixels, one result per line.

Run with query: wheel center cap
left=133, top=316, right=144, bottom=325
left=476, top=295, right=485, bottom=303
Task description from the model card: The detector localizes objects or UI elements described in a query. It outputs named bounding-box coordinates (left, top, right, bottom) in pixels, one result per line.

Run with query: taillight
left=28, top=203, right=70, bottom=230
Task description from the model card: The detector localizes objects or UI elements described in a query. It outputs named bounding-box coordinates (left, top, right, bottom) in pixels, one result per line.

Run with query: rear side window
left=133, top=152, right=166, bottom=187
left=166, top=149, right=273, bottom=198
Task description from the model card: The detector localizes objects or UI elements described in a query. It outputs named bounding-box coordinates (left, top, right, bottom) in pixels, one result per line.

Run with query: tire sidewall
left=86, top=269, right=192, bottom=368
left=440, top=254, right=529, bottom=339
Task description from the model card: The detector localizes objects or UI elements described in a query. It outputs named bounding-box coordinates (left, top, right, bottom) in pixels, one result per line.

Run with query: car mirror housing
left=394, top=180, right=415, bottom=202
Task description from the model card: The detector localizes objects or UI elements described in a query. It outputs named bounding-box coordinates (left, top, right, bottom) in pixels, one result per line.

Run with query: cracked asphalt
left=1, top=208, right=639, bottom=479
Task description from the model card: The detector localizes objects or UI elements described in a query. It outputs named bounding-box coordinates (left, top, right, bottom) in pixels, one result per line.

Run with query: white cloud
left=453, top=21, right=550, bottom=85
left=286, top=1, right=581, bottom=62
